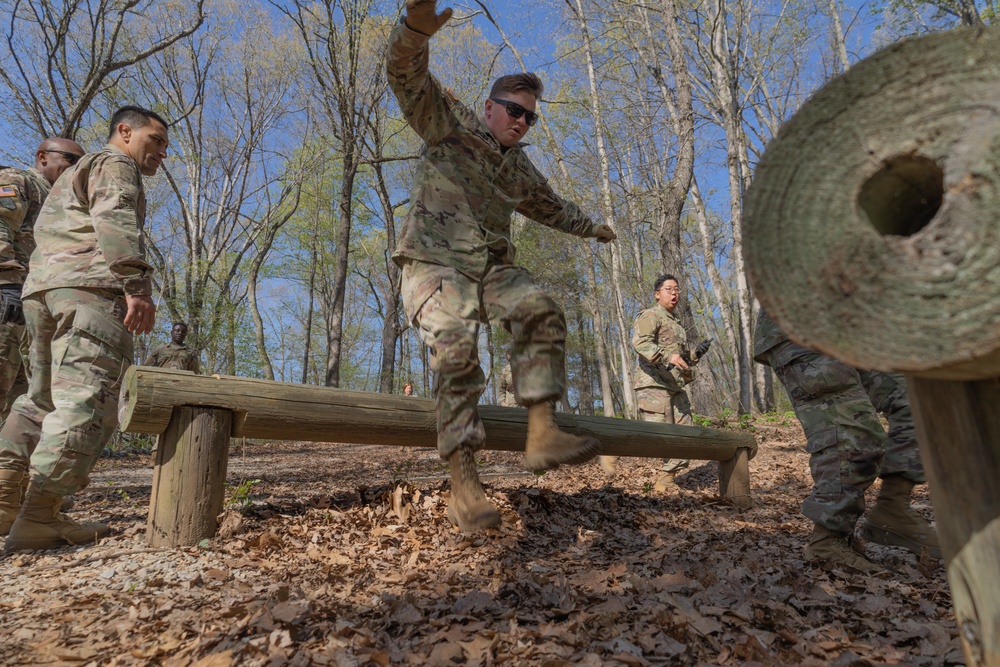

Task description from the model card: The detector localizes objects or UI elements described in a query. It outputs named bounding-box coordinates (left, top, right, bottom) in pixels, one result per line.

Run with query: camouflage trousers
left=766, top=341, right=923, bottom=534
left=0, top=320, right=28, bottom=424
left=635, top=386, right=691, bottom=474
left=401, top=259, right=566, bottom=458
left=0, top=288, right=132, bottom=497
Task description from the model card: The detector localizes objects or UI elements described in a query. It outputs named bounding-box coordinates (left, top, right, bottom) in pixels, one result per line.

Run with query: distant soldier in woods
left=754, top=310, right=940, bottom=573
left=0, top=138, right=86, bottom=424
left=143, top=322, right=199, bottom=373
left=0, top=106, right=166, bottom=553
left=388, top=0, right=617, bottom=532
left=601, top=274, right=711, bottom=491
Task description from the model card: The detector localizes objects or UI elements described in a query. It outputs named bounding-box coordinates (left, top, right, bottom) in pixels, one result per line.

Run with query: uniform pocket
left=401, top=263, right=444, bottom=326
left=780, top=355, right=857, bottom=403
left=59, top=302, right=133, bottom=388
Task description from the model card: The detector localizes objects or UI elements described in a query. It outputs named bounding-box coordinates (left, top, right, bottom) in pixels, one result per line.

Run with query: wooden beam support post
left=743, top=28, right=1000, bottom=666
left=147, top=406, right=232, bottom=547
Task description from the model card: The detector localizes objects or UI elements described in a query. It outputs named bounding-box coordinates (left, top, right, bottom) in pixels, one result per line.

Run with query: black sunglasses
left=489, top=97, right=539, bottom=126
left=44, top=149, right=84, bottom=165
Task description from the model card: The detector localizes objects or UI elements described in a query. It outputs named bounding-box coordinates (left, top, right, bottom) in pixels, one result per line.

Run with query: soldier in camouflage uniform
left=754, top=309, right=939, bottom=573
left=0, top=138, right=86, bottom=424
left=143, top=322, right=199, bottom=373
left=601, top=274, right=707, bottom=490
left=388, top=0, right=617, bottom=533
left=0, top=106, right=165, bottom=553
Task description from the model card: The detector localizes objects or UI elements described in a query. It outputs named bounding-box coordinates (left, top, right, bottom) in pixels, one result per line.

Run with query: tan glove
left=405, top=0, right=453, bottom=36
left=594, top=224, right=617, bottom=243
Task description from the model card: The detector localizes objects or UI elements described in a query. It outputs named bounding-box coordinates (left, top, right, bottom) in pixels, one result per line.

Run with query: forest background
left=0, top=0, right=995, bottom=421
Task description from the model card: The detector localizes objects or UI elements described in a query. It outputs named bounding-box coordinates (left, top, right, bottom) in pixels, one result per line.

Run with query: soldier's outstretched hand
left=405, top=0, right=453, bottom=36
left=594, top=224, right=617, bottom=243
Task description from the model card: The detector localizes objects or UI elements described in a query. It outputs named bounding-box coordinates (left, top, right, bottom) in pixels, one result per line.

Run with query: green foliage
left=227, top=478, right=262, bottom=509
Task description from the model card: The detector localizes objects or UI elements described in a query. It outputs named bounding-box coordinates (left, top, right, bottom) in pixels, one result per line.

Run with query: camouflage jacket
left=0, top=166, right=50, bottom=286
left=143, top=342, right=199, bottom=373
left=632, top=304, right=691, bottom=391
left=24, top=144, right=152, bottom=298
left=498, top=364, right=515, bottom=407
left=386, top=22, right=601, bottom=278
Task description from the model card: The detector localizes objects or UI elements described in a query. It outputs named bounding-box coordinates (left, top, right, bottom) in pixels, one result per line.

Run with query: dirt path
left=0, top=418, right=962, bottom=666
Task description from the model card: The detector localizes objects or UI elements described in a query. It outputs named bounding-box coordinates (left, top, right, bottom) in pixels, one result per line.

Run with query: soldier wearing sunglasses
left=0, top=138, right=85, bottom=421
left=388, top=0, right=618, bottom=534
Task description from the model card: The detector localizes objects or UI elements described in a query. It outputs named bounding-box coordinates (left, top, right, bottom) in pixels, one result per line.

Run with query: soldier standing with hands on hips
left=0, top=106, right=166, bottom=553
left=388, top=0, right=617, bottom=532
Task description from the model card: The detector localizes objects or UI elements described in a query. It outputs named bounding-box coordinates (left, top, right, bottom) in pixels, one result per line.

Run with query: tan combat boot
left=3, top=487, right=109, bottom=554
left=805, top=524, right=883, bottom=574
left=653, top=470, right=677, bottom=493
left=14, top=474, right=74, bottom=515
left=446, top=446, right=501, bottom=533
left=598, top=456, right=618, bottom=478
left=0, top=468, right=23, bottom=536
left=862, top=475, right=941, bottom=559
left=524, top=402, right=601, bottom=471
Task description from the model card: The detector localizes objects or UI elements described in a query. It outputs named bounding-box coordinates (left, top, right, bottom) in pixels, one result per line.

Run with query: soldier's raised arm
left=386, top=1, right=459, bottom=146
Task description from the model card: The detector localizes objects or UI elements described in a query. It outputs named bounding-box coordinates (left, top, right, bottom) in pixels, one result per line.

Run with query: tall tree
left=277, top=0, right=385, bottom=387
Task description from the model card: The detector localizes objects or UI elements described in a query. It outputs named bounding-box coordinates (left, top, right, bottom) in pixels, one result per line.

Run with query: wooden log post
left=147, top=406, right=232, bottom=547
left=743, top=28, right=1000, bottom=667
left=119, top=367, right=757, bottom=546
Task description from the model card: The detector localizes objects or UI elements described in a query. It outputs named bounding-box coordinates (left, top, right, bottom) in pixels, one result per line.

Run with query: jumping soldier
left=387, top=0, right=617, bottom=532
left=754, top=309, right=940, bottom=573
left=0, top=106, right=165, bottom=553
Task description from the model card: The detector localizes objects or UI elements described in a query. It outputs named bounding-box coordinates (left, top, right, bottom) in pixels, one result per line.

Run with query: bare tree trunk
left=567, top=0, right=636, bottom=418
left=825, top=0, right=852, bottom=73
left=586, top=260, right=615, bottom=418
left=574, top=309, right=595, bottom=415
left=302, top=217, right=319, bottom=385
left=704, top=0, right=754, bottom=415
left=371, top=159, right=402, bottom=394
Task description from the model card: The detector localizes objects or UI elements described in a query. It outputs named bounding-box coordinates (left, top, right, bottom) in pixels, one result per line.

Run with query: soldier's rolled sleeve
left=518, top=173, right=599, bottom=238
left=387, top=22, right=457, bottom=147
left=88, top=160, right=153, bottom=295
left=0, top=183, right=29, bottom=285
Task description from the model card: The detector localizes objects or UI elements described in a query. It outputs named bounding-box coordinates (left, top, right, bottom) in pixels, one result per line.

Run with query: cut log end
left=744, top=27, right=1000, bottom=380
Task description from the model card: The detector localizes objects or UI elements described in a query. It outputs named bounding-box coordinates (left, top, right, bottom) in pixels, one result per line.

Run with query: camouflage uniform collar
left=476, top=115, right=530, bottom=153
left=103, top=143, right=128, bottom=157
left=25, top=166, right=46, bottom=182
left=653, top=302, right=680, bottom=320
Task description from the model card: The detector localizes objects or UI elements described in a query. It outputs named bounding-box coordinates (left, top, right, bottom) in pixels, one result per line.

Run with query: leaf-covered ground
left=0, top=417, right=963, bottom=666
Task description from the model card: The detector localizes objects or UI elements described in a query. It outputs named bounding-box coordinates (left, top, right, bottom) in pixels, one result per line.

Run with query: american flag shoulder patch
left=0, top=185, right=17, bottom=197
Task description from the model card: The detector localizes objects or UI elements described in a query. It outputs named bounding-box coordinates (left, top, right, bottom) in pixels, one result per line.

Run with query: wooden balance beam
left=743, top=27, right=1000, bottom=667
left=117, top=367, right=757, bottom=548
